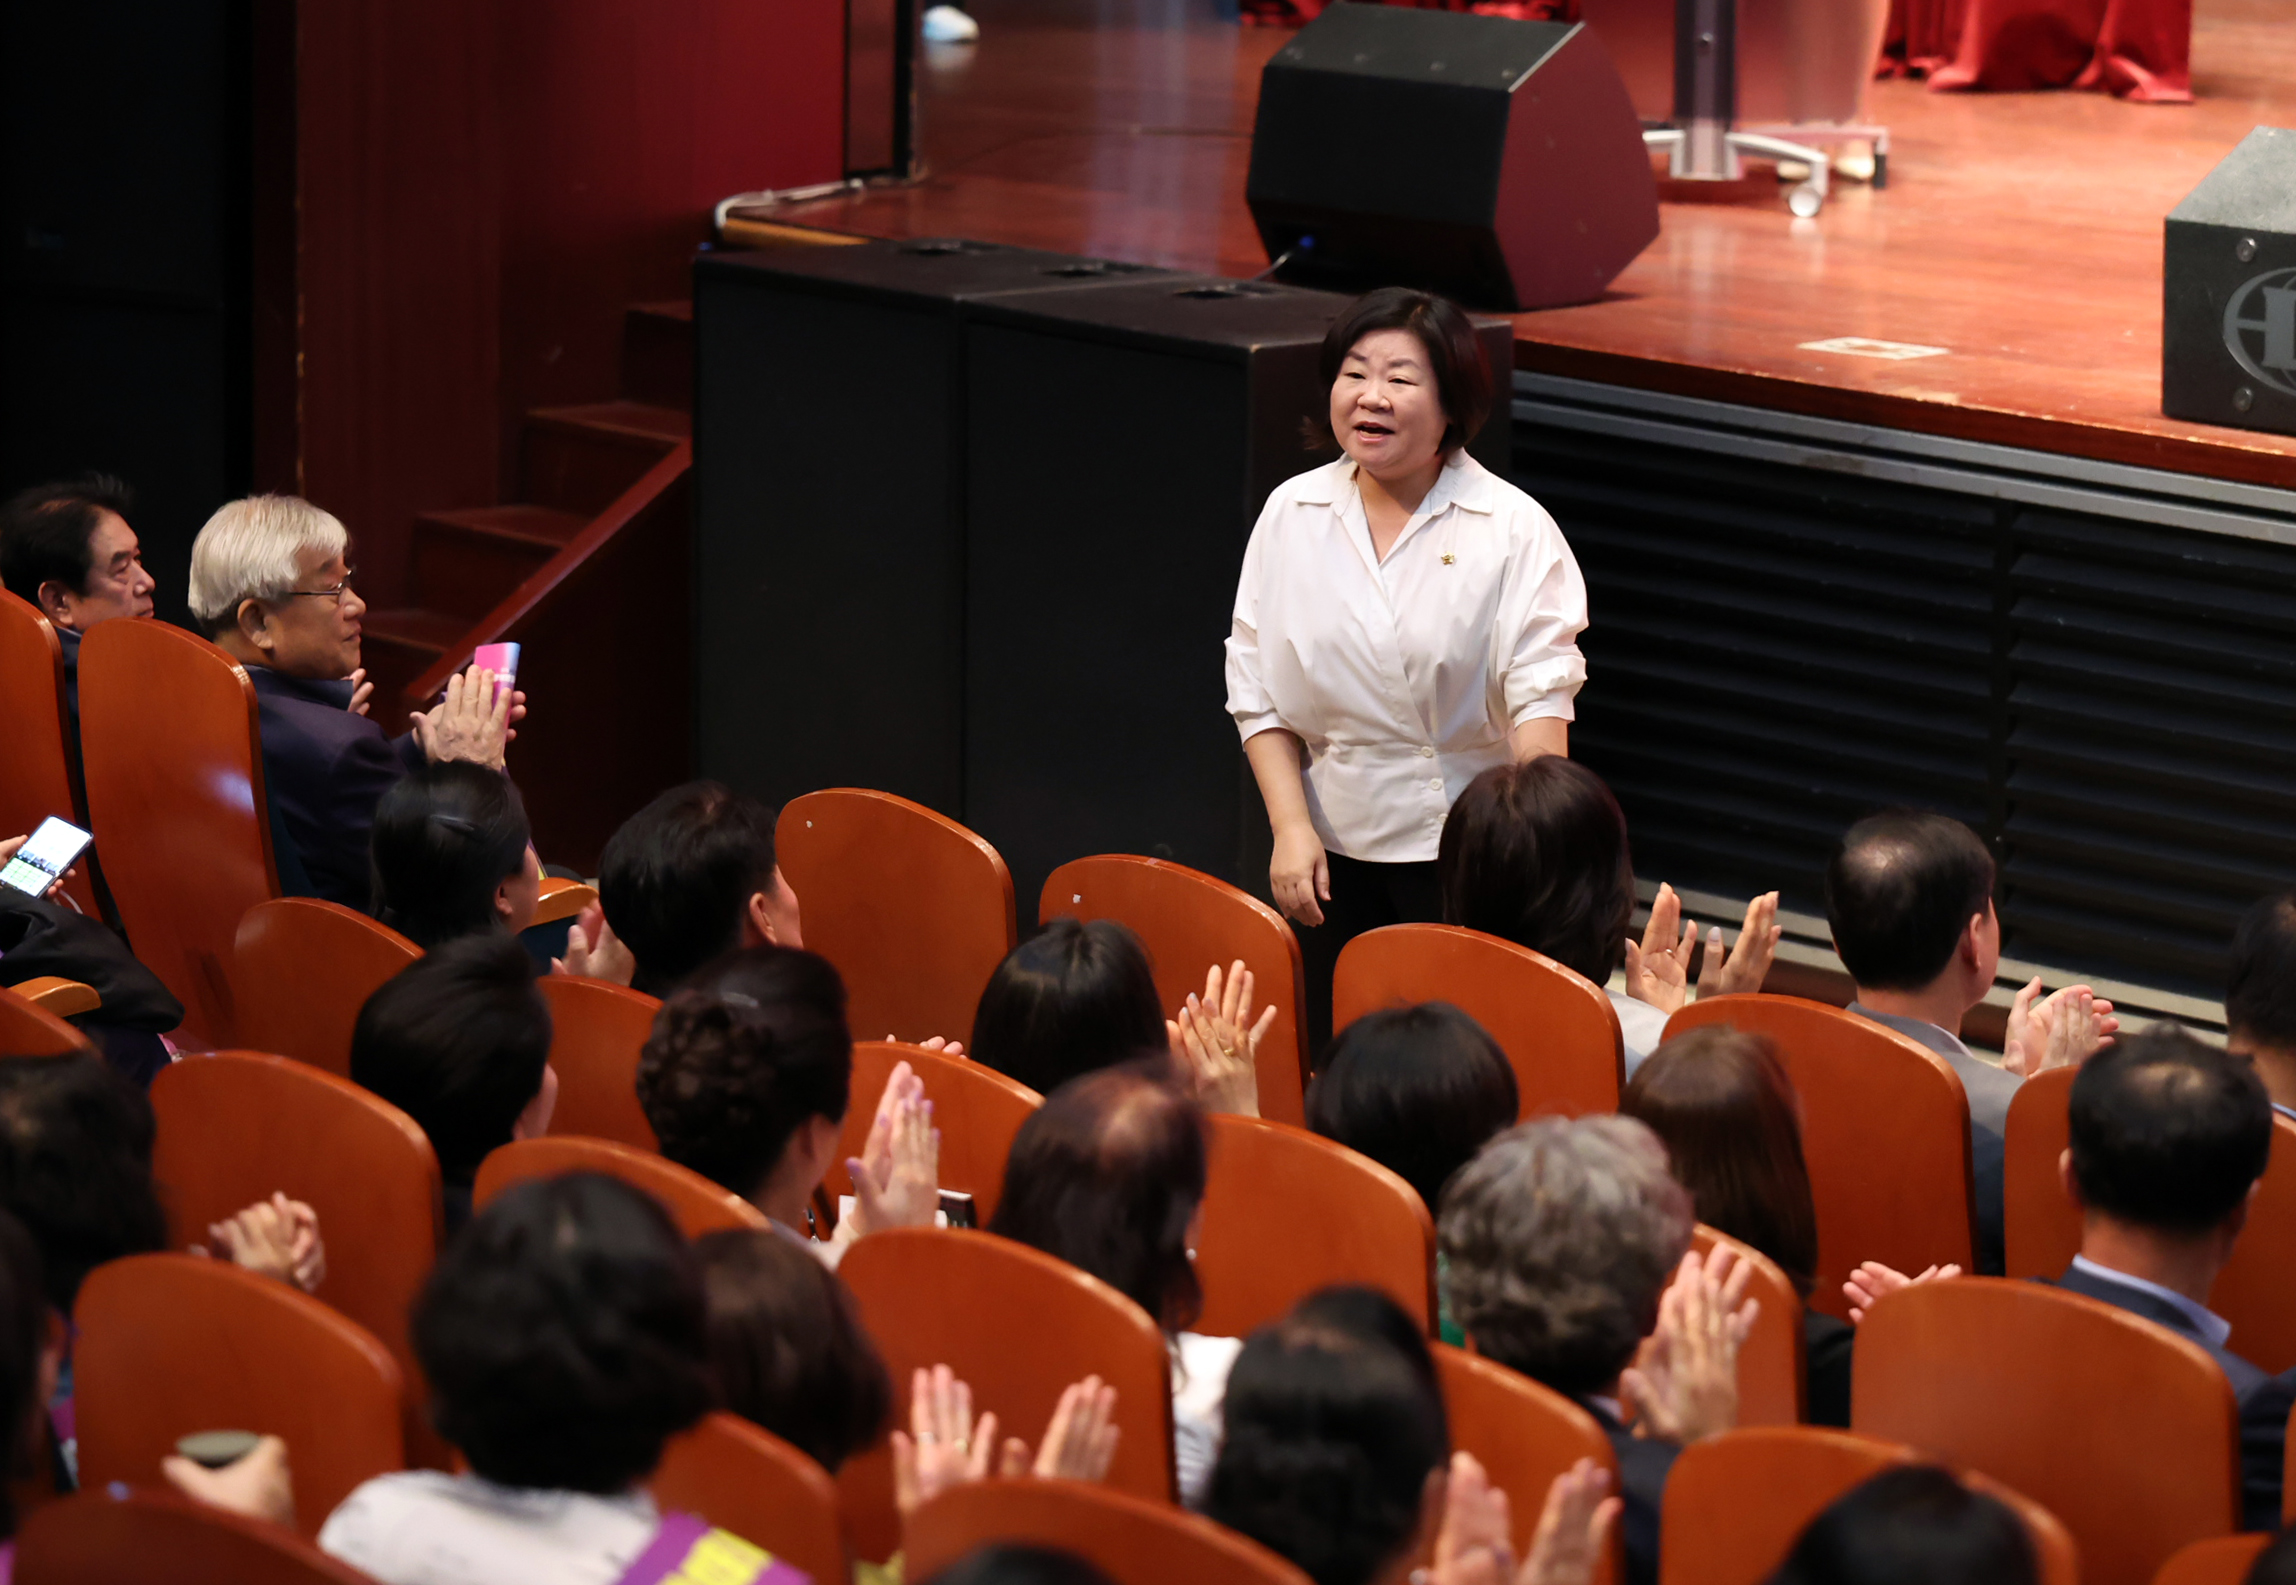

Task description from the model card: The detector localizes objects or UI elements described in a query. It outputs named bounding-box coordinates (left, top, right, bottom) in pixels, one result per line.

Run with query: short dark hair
left=2248, top=1523, right=2296, bottom=1585
left=990, top=1063, right=1206, bottom=1333
left=2227, top=892, right=2296, bottom=1052
left=696, top=1227, right=891, bottom=1473
left=1306, top=1004, right=1517, bottom=1213
left=0, top=474, right=133, bottom=605
left=1623, top=1026, right=1820, bottom=1297
left=0, top=1211, right=50, bottom=1537
left=1206, top=1295, right=1451, bottom=1585
left=1439, top=758, right=1635, bottom=985
left=969, top=919, right=1168, bottom=1096
left=1825, top=812, right=1995, bottom=992
left=600, top=781, right=779, bottom=997
left=923, top=1547, right=1116, bottom=1585
left=350, top=934, right=553, bottom=1186
left=369, top=762, right=533, bottom=950
left=0, top=1054, right=166, bottom=1311
left=1765, top=1466, right=2036, bottom=1585
left=637, top=947, right=852, bottom=1201
left=2068, top=1025, right=2272, bottom=1237
left=1321, top=288, right=1493, bottom=455
left=416, top=1172, right=713, bottom=1491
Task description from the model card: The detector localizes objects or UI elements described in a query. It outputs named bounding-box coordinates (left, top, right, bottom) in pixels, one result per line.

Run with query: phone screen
left=0, top=816, right=92, bottom=897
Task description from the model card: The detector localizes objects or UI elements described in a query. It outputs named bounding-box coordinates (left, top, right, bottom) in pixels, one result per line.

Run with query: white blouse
left=1225, top=451, right=1588, bottom=863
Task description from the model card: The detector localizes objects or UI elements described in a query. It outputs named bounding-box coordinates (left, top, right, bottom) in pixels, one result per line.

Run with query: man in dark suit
left=1825, top=810, right=2117, bottom=1274
left=0, top=474, right=158, bottom=737
left=2052, top=1025, right=2293, bottom=1532
left=187, top=496, right=521, bottom=907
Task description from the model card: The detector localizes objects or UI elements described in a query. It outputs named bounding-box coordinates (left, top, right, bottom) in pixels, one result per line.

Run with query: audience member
left=1441, top=1116, right=1757, bottom=1585
left=2227, top=891, right=2296, bottom=1121
left=890, top=1363, right=1120, bottom=1526
left=970, top=919, right=1167, bottom=1095
left=350, top=935, right=557, bottom=1233
left=369, top=762, right=542, bottom=949
left=1621, top=1026, right=1852, bottom=1426
left=0, top=1210, right=60, bottom=1577
left=0, top=473, right=154, bottom=735
left=1439, top=759, right=1778, bottom=1075
left=695, top=1227, right=892, bottom=1473
left=637, top=946, right=937, bottom=1266
left=579, top=781, right=798, bottom=995
left=0, top=835, right=180, bottom=1085
left=989, top=1063, right=1236, bottom=1507
left=186, top=495, right=523, bottom=906
left=1825, top=811, right=2116, bottom=1275
left=1764, top=1466, right=2037, bottom=1585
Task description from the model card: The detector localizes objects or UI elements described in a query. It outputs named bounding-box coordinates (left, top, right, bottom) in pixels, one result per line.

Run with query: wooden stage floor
left=755, top=0, right=2296, bottom=489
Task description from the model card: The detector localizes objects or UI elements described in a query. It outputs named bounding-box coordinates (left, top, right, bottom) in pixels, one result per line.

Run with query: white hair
left=187, top=495, right=348, bottom=631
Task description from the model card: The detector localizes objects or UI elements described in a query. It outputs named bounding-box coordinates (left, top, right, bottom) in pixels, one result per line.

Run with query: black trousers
left=1295, top=852, right=1444, bottom=1066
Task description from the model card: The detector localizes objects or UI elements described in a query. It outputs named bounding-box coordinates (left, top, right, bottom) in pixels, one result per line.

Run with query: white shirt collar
left=1289, top=450, right=1493, bottom=514
left=2070, top=1254, right=2232, bottom=1349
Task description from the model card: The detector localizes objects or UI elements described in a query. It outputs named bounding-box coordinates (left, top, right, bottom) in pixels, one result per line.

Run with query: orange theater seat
left=1665, top=995, right=1973, bottom=1319
left=835, top=1228, right=1175, bottom=1563
left=78, top=618, right=279, bottom=1045
left=1854, top=1275, right=2237, bottom=1585
left=0, top=982, right=93, bottom=1056
left=777, top=789, right=1016, bottom=1046
left=0, top=590, right=104, bottom=919
left=1692, top=1225, right=1803, bottom=1427
left=1193, top=1112, right=1433, bottom=1338
left=2006, top=1065, right=2296, bottom=1375
left=19, top=1486, right=377, bottom=1585
left=2156, top=1536, right=2274, bottom=1585
left=233, top=898, right=419, bottom=1077
left=74, top=1254, right=403, bottom=1540
left=1335, top=924, right=1623, bottom=1117
left=538, top=974, right=662, bottom=1150
left=1434, top=1344, right=1621, bottom=1570
left=652, top=1413, right=847, bottom=1585
left=473, top=1136, right=769, bottom=1239
left=1041, top=854, right=1310, bottom=1124
left=830, top=1040, right=1041, bottom=1225
left=907, top=1479, right=1314, bottom=1585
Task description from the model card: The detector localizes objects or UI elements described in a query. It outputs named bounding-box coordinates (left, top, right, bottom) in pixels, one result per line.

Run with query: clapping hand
left=847, top=1079, right=939, bottom=1236
left=997, top=1375, right=1120, bottom=1482
left=1696, top=892, right=1781, bottom=1000
left=1430, top=1452, right=1618, bottom=1585
left=553, top=902, right=637, bottom=985
left=1621, top=1245, right=1758, bottom=1446
left=1168, top=960, right=1276, bottom=1118
left=893, top=1366, right=999, bottom=1520
left=1622, top=884, right=1697, bottom=1015
left=411, top=664, right=525, bottom=768
left=345, top=667, right=374, bottom=718
left=1841, top=1260, right=1961, bottom=1325
left=2002, top=978, right=2116, bottom=1079
left=195, top=1194, right=326, bottom=1294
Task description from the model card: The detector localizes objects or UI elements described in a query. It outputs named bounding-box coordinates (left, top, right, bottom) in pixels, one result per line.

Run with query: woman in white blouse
left=1225, top=288, right=1588, bottom=1051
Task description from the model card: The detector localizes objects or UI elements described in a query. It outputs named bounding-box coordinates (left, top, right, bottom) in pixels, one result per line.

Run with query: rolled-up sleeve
left=1225, top=520, right=1286, bottom=742
left=1497, top=509, right=1590, bottom=726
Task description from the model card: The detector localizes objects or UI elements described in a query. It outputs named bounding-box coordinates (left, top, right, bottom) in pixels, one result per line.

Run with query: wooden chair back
left=1664, top=995, right=1973, bottom=1319
left=907, top=1478, right=1314, bottom=1585
left=1433, top=1344, right=1620, bottom=1575
left=835, top=1227, right=1176, bottom=1562
left=1334, top=924, right=1623, bottom=1117
left=473, top=1136, right=769, bottom=1238
left=18, top=1486, right=379, bottom=1584
left=538, top=974, right=662, bottom=1150
left=0, top=982, right=93, bottom=1056
left=777, top=789, right=1016, bottom=1045
left=830, top=1040, right=1041, bottom=1224
left=2006, top=1065, right=2296, bottom=1375
left=1854, top=1275, right=2237, bottom=1585
left=1194, top=1112, right=1434, bottom=1337
left=2155, top=1536, right=2273, bottom=1585
left=651, top=1412, right=847, bottom=1585
left=232, top=898, right=419, bottom=1077
left=1691, top=1225, right=1803, bottom=1426
left=1041, top=854, right=1310, bottom=1124
left=74, top=1253, right=403, bottom=1540
left=78, top=618, right=278, bottom=1044
left=0, top=590, right=102, bottom=917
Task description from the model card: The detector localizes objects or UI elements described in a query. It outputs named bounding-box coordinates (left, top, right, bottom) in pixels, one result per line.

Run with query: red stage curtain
left=1879, top=0, right=2190, bottom=101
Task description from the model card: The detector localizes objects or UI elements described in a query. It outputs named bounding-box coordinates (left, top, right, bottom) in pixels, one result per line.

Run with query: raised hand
left=345, top=667, right=374, bottom=717
left=1841, top=1259, right=1962, bottom=1325
left=1521, top=1458, right=1619, bottom=1585
left=914, top=1035, right=968, bottom=1058
left=411, top=664, right=514, bottom=768
left=1622, top=883, right=1696, bottom=1015
left=848, top=1089, right=939, bottom=1235
left=1431, top=1451, right=1516, bottom=1585
left=1168, top=961, right=1273, bottom=1118
left=1430, top=1452, right=1619, bottom=1585
left=892, top=1365, right=999, bottom=1520
left=199, top=1194, right=326, bottom=1294
left=998, top=1375, right=1120, bottom=1482
left=553, top=902, right=637, bottom=986
left=2003, top=979, right=2116, bottom=1077
left=1696, top=891, right=1781, bottom=1000
left=1621, top=1246, right=1757, bottom=1446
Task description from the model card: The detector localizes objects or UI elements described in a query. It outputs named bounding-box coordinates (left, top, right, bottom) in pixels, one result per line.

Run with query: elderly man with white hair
left=188, top=495, right=523, bottom=906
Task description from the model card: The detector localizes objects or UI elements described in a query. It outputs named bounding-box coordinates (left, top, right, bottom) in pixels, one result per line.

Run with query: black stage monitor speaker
left=1246, top=3, right=1658, bottom=312
left=2165, top=126, right=2296, bottom=438
left=693, top=238, right=1174, bottom=818
left=960, top=278, right=1512, bottom=914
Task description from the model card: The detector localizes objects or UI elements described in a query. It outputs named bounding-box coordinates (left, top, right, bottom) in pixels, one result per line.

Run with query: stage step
left=409, top=505, right=588, bottom=621
left=623, top=300, right=694, bottom=411
left=523, top=401, right=691, bottom=516
left=360, top=607, right=472, bottom=720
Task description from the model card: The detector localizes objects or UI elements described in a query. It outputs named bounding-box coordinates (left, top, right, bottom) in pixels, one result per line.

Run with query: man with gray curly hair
left=1440, top=1115, right=1757, bottom=1585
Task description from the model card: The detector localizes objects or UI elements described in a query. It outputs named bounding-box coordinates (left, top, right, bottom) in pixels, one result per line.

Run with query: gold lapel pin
left=1441, top=553, right=1456, bottom=565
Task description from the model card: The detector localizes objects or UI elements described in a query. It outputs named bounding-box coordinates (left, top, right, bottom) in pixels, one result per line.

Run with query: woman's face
left=1330, top=328, right=1448, bottom=480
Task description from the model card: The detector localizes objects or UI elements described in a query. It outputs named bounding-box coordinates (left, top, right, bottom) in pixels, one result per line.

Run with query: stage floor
left=749, top=0, right=2296, bottom=489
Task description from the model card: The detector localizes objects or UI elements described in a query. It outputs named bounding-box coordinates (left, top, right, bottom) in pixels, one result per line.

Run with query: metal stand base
left=1644, top=122, right=1890, bottom=218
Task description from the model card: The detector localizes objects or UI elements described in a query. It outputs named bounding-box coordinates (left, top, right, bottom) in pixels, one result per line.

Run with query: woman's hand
left=1430, top=1452, right=1618, bottom=1585
left=1168, top=961, right=1275, bottom=1118
left=195, top=1195, right=326, bottom=1294
left=892, top=1365, right=999, bottom=1521
left=847, top=1088, right=939, bottom=1237
left=1621, top=884, right=1696, bottom=1015
left=1269, top=823, right=1329, bottom=928
left=0, top=836, right=76, bottom=901
left=997, top=1375, right=1120, bottom=1482
left=1841, top=1260, right=1962, bottom=1325
left=162, top=1434, right=296, bottom=1528
left=1621, top=1246, right=1757, bottom=1446
left=552, top=903, right=637, bottom=985
left=1695, top=892, right=1780, bottom=1000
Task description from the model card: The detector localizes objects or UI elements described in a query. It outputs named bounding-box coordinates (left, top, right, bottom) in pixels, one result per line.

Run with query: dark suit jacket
left=57, top=625, right=83, bottom=739
left=2050, top=1262, right=2294, bottom=1531
left=245, top=667, right=423, bottom=908
left=1849, top=1003, right=2015, bottom=1275
left=1577, top=1397, right=1678, bottom=1585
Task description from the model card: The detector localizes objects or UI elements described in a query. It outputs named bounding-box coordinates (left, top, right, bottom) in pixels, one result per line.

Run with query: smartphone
left=938, top=1191, right=978, bottom=1230
left=0, top=816, right=92, bottom=898
left=472, top=642, right=521, bottom=700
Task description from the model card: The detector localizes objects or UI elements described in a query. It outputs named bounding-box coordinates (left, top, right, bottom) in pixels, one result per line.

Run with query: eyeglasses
left=285, top=570, right=358, bottom=603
